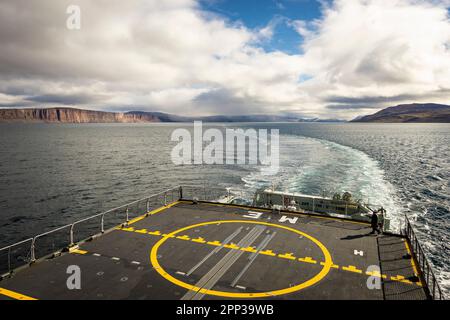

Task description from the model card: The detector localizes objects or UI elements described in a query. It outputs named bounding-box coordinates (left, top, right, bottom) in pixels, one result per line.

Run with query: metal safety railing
left=179, top=185, right=382, bottom=224
left=0, top=187, right=182, bottom=277
left=402, top=215, right=444, bottom=300
left=8, top=185, right=241, bottom=262
left=179, top=185, right=240, bottom=203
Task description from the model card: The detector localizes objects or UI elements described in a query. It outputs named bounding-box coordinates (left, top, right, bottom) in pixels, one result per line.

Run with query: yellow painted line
left=223, top=243, right=240, bottom=250
left=149, top=201, right=180, bottom=216
left=342, top=265, right=363, bottom=274
left=0, top=288, right=37, bottom=300
left=401, top=279, right=413, bottom=284
left=128, top=201, right=180, bottom=225
left=135, top=229, right=148, bottom=234
left=299, top=257, right=317, bottom=264
left=191, top=237, right=206, bottom=244
left=120, top=227, right=135, bottom=232
left=259, top=249, right=276, bottom=256
left=404, top=239, right=425, bottom=286
left=117, top=219, right=422, bottom=288
left=162, top=234, right=175, bottom=238
left=366, top=271, right=387, bottom=279
left=320, top=262, right=339, bottom=269
left=127, top=216, right=146, bottom=225
left=70, top=249, right=88, bottom=255
left=390, top=275, right=413, bottom=284
left=150, top=220, right=333, bottom=299
left=206, top=240, right=222, bottom=246
left=278, top=253, right=296, bottom=260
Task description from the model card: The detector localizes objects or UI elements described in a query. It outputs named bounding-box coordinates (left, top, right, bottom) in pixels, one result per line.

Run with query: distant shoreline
left=0, top=107, right=345, bottom=124
left=1, top=104, right=449, bottom=123
left=351, top=103, right=450, bottom=123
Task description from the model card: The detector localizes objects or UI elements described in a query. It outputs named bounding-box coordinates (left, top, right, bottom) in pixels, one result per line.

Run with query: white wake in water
left=238, top=134, right=403, bottom=230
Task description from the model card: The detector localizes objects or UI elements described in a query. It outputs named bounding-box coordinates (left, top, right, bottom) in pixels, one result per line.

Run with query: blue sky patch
left=200, top=0, right=324, bottom=54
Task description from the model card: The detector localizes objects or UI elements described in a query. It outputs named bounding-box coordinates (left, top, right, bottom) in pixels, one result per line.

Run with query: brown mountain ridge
left=352, top=103, right=450, bottom=123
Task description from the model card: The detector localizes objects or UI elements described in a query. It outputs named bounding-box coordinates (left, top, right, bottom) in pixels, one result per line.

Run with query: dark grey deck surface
left=0, top=202, right=428, bottom=300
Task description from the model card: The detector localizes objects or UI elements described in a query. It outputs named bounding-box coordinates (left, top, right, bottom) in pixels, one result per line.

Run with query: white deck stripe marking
left=186, top=226, right=244, bottom=276
left=231, top=231, right=277, bottom=287
left=93, top=253, right=101, bottom=257
left=182, top=225, right=266, bottom=300
left=235, top=285, right=247, bottom=290
left=131, top=261, right=141, bottom=265
left=112, top=257, right=120, bottom=261
left=176, top=271, right=186, bottom=276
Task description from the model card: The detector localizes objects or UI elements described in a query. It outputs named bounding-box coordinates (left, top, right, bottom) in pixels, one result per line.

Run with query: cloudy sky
left=0, top=0, right=449, bottom=119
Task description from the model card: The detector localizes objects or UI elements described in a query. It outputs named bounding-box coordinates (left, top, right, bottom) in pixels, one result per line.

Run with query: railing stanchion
left=126, top=207, right=129, bottom=225
left=70, top=224, right=74, bottom=247
left=7, top=246, right=11, bottom=273
left=422, top=250, right=425, bottom=274
left=164, top=193, right=167, bottom=206
left=433, top=278, right=436, bottom=300
left=101, top=214, right=105, bottom=233
left=30, top=238, right=36, bottom=263
left=146, top=200, right=150, bottom=213
left=408, top=221, right=411, bottom=239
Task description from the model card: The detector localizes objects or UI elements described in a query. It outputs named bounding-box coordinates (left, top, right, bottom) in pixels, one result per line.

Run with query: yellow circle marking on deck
left=150, top=220, right=333, bottom=298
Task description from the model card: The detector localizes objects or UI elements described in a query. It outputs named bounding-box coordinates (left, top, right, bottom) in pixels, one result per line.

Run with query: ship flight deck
left=0, top=201, right=429, bottom=300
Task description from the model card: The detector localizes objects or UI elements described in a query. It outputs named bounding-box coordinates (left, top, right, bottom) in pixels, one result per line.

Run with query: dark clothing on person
left=371, top=213, right=378, bottom=226
left=371, top=212, right=380, bottom=234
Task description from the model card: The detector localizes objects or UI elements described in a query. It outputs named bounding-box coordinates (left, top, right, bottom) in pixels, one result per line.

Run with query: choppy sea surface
left=0, top=122, right=448, bottom=295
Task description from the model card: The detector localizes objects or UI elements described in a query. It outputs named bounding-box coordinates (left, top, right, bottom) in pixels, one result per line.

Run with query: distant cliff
left=352, top=103, right=450, bottom=123
left=0, top=108, right=161, bottom=123
left=0, top=107, right=345, bottom=123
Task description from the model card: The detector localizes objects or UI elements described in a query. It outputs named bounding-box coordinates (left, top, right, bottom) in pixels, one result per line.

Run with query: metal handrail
left=0, top=186, right=181, bottom=276
left=402, top=215, right=444, bottom=300
left=181, top=184, right=384, bottom=205
left=192, top=185, right=383, bottom=211
left=0, top=238, right=33, bottom=277
left=0, top=238, right=33, bottom=253
left=179, top=185, right=385, bottom=230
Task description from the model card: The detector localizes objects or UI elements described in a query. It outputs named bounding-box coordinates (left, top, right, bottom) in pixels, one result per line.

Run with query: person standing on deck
left=371, top=211, right=380, bottom=234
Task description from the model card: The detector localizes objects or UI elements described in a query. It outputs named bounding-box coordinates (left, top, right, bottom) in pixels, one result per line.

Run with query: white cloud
left=296, top=0, right=450, bottom=117
left=0, top=0, right=449, bottom=119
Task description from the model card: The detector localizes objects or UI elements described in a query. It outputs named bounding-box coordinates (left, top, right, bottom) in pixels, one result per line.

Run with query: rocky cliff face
left=0, top=108, right=308, bottom=123
left=0, top=108, right=161, bottom=123
left=352, top=103, right=450, bottom=123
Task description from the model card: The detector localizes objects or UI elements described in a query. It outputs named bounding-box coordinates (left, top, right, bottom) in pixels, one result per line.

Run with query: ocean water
left=0, top=122, right=448, bottom=295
